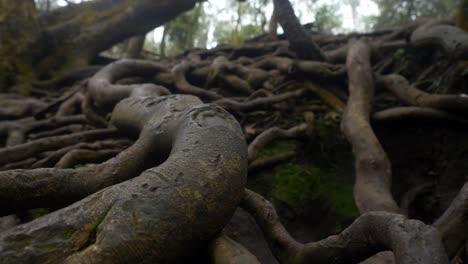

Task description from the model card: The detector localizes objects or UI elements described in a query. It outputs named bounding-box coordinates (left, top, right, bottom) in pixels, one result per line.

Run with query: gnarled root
left=241, top=189, right=448, bottom=264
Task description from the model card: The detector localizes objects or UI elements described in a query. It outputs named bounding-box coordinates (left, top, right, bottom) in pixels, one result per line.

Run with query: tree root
left=55, top=148, right=123, bottom=169
left=341, top=40, right=399, bottom=213
left=31, top=139, right=131, bottom=168
left=215, top=88, right=307, bottom=112
left=411, top=24, right=468, bottom=59
left=0, top=114, right=87, bottom=147
left=209, top=236, right=260, bottom=264
left=88, top=59, right=171, bottom=110
left=172, top=61, right=223, bottom=100
left=378, top=74, right=468, bottom=113
left=434, top=182, right=468, bottom=258
left=0, top=95, right=247, bottom=262
left=241, top=189, right=448, bottom=264
left=372, top=107, right=468, bottom=125
left=247, top=113, right=314, bottom=162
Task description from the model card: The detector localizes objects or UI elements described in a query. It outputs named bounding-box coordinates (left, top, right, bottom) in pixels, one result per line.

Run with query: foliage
left=164, top=2, right=208, bottom=55
left=366, top=0, right=457, bottom=30
left=314, top=4, right=342, bottom=33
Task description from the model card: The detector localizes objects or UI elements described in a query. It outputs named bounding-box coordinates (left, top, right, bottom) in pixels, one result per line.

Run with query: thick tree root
left=434, top=182, right=468, bottom=258
left=372, top=106, right=468, bottom=125
left=241, top=189, right=449, bottom=264
left=0, top=95, right=247, bottom=262
left=411, top=24, right=468, bottom=58
left=209, top=235, right=260, bottom=264
left=88, top=59, right=170, bottom=110
left=341, top=40, right=399, bottom=213
left=378, top=74, right=468, bottom=113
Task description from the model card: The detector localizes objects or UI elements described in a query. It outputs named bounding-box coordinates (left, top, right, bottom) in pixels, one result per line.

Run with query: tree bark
left=124, top=35, right=146, bottom=59
left=0, top=0, right=198, bottom=90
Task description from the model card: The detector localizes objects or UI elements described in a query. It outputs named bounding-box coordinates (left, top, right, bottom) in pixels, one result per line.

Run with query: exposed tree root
left=434, top=182, right=468, bottom=258
left=0, top=95, right=47, bottom=120
left=372, top=107, right=468, bottom=125
left=378, top=74, right=468, bottom=113
left=215, top=89, right=306, bottom=112
left=88, top=59, right=170, bottom=110
left=0, top=95, right=247, bottom=262
left=209, top=235, right=260, bottom=264
left=241, top=189, right=448, bottom=264
left=55, top=148, right=122, bottom=169
left=0, top=115, right=87, bottom=147
left=248, top=113, right=314, bottom=162
left=341, top=40, right=400, bottom=214
left=32, top=140, right=131, bottom=168
left=172, top=61, right=223, bottom=100
left=411, top=24, right=468, bottom=59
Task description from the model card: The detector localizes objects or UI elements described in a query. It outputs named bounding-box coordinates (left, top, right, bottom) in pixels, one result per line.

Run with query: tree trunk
left=124, top=35, right=146, bottom=59
left=0, top=0, right=198, bottom=90
left=160, top=25, right=168, bottom=58
left=0, top=0, right=39, bottom=89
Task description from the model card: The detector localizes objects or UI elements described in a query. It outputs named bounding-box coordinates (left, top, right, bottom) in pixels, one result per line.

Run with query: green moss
left=74, top=163, right=84, bottom=169
left=269, top=160, right=357, bottom=221
left=86, top=207, right=113, bottom=245
left=248, top=112, right=357, bottom=228
left=10, top=82, right=32, bottom=96
left=393, top=48, right=406, bottom=58
left=273, top=111, right=305, bottom=128
left=456, top=60, right=468, bottom=76
left=315, top=112, right=337, bottom=139
left=270, top=161, right=319, bottom=207
left=62, top=228, right=75, bottom=240
left=257, top=140, right=298, bottom=160
left=392, top=48, right=412, bottom=75
left=29, top=208, right=50, bottom=219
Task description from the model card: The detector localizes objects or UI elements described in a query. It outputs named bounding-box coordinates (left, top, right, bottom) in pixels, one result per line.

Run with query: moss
left=74, top=163, right=84, bottom=169
left=269, top=160, right=357, bottom=222
left=273, top=111, right=305, bottom=128
left=393, top=48, right=406, bottom=59
left=257, top=140, right=298, bottom=160
left=10, top=83, right=32, bottom=96
left=456, top=60, right=468, bottom=76
left=248, top=111, right=357, bottom=229
left=62, top=228, right=75, bottom=240
left=87, top=207, right=112, bottom=245
left=29, top=208, right=50, bottom=219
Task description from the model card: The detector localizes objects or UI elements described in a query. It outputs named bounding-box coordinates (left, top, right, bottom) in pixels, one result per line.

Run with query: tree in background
left=163, top=2, right=209, bottom=56
left=366, top=0, right=457, bottom=30
left=312, top=4, right=342, bottom=32
left=214, top=0, right=269, bottom=46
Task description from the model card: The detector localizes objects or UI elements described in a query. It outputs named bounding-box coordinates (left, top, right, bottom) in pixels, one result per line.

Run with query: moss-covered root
left=0, top=102, right=247, bottom=263
left=241, top=189, right=449, bottom=264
